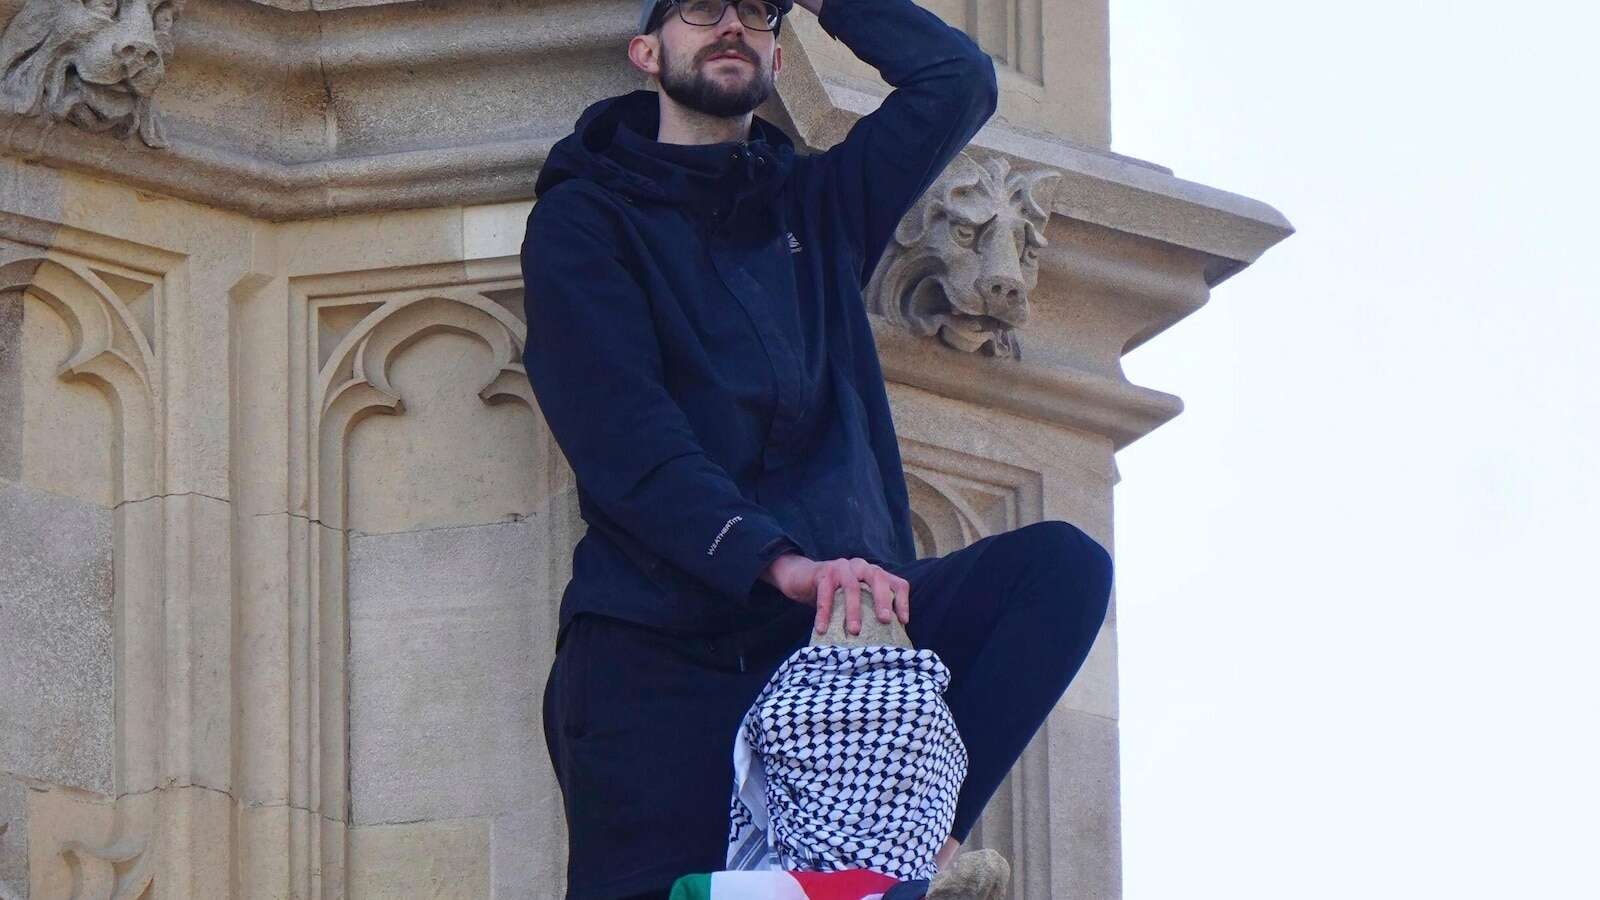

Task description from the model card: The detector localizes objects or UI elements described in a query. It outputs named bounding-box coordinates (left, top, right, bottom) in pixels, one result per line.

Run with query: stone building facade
left=0, top=0, right=1290, bottom=897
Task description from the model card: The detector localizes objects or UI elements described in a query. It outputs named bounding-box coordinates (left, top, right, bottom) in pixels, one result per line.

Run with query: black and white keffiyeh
left=726, top=644, right=968, bottom=880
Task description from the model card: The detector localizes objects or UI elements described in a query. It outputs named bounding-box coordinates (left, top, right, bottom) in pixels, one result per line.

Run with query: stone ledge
left=0, top=0, right=1291, bottom=288
left=873, top=318, right=1184, bottom=450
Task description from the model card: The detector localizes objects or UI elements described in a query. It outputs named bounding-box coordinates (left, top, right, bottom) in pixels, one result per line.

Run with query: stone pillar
left=0, top=1, right=1291, bottom=897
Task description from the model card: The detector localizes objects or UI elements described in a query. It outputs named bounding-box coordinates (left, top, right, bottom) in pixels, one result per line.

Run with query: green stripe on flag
left=668, top=873, right=713, bottom=900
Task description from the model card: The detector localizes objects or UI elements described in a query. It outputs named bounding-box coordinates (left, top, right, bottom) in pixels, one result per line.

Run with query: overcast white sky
left=1107, top=1, right=1600, bottom=896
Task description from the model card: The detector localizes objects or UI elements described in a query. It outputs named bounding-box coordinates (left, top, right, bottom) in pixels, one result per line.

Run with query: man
left=519, top=0, right=1115, bottom=895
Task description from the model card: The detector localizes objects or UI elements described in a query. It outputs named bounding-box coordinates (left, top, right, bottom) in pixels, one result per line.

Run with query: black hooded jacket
left=520, top=0, right=998, bottom=636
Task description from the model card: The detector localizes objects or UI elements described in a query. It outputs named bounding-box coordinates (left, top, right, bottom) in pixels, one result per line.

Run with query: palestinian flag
left=668, top=868, right=907, bottom=899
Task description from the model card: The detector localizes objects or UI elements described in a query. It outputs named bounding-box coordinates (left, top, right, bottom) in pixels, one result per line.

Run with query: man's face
left=654, top=2, right=779, bottom=118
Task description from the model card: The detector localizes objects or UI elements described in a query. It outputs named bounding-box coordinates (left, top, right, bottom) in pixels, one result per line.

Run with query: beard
left=658, top=37, right=774, bottom=118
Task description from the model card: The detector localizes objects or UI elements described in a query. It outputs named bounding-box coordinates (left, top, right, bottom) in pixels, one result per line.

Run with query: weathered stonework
left=0, top=0, right=183, bottom=148
left=0, top=481, right=116, bottom=796
left=0, top=0, right=1291, bottom=897
left=865, top=152, right=1060, bottom=358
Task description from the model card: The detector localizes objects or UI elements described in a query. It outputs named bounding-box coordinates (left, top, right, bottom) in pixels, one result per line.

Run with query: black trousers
left=543, top=519, right=1114, bottom=899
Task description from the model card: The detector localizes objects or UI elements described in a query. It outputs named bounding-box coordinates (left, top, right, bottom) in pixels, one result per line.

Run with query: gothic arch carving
left=61, top=827, right=152, bottom=900
left=901, top=439, right=1041, bottom=557
left=906, top=469, right=978, bottom=557
left=277, top=267, right=561, bottom=897
left=0, top=247, right=166, bottom=898
left=312, top=292, right=533, bottom=531
left=0, top=256, right=158, bottom=502
left=897, top=436, right=1049, bottom=863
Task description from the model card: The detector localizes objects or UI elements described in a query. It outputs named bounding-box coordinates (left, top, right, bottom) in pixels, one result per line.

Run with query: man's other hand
left=762, top=552, right=910, bottom=634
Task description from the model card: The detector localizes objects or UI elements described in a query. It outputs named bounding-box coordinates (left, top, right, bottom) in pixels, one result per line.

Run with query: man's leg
left=543, top=606, right=815, bottom=899
left=545, top=614, right=746, bottom=898
left=889, top=519, right=1114, bottom=842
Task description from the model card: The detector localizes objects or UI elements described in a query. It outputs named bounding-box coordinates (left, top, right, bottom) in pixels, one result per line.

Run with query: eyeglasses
left=652, top=0, right=782, bottom=32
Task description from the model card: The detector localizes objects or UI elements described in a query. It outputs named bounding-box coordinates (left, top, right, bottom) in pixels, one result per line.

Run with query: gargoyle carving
left=0, top=0, right=183, bottom=148
left=866, top=153, right=1061, bottom=358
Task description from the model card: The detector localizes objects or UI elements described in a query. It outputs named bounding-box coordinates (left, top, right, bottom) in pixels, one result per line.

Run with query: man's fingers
left=893, top=575, right=911, bottom=625
left=814, top=569, right=834, bottom=633
left=870, top=572, right=895, bottom=624
left=844, top=558, right=889, bottom=628
left=815, top=559, right=908, bottom=634
left=842, top=563, right=863, bottom=635
left=848, top=557, right=873, bottom=582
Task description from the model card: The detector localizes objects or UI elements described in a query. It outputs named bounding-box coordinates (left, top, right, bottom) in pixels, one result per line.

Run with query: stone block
left=235, top=803, right=292, bottom=899
left=0, top=776, right=28, bottom=900
left=0, top=480, right=114, bottom=795
left=490, top=808, right=568, bottom=899
left=464, top=200, right=536, bottom=263
left=1061, top=621, right=1119, bottom=721
left=347, top=520, right=547, bottom=826
left=160, top=492, right=235, bottom=792
left=347, top=818, right=490, bottom=900
left=1044, top=708, right=1121, bottom=899
left=22, top=785, right=122, bottom=900
left=230, top=512, right=304, bottom=808
left=13, top=294, right=116, bottom=509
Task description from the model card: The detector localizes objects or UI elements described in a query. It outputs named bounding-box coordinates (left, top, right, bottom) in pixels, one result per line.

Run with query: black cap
left=637, top=0, right=793, bottom=35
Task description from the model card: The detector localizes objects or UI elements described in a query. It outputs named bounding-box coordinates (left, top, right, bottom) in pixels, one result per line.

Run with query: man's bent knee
left=1017, top=519, right=1113, bottom=625
left=1021, top=519, right=1112, bottom=580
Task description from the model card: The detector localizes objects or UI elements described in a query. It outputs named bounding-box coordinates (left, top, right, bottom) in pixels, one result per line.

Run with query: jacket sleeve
left=811, top=0, right=1001, bottom=283
left=520, top=187, right=803, bottom=603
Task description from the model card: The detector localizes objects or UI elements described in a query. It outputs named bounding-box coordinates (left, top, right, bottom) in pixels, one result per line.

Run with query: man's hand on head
left=761, top=552, right=910, bottom=635
left=788, top=0, right=823, bottom=17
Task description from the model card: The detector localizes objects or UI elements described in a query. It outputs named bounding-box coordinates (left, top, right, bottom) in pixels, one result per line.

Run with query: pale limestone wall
left=0, top=1, right=1291, bottom=898
left=790, top=0, right=1110, bottom=146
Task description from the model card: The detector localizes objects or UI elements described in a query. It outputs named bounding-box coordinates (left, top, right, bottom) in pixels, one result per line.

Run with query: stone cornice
left=873, top=316, right=1184, bottom=449
left=990, top=119, right=1290, bottom=288
left=808, top=83, right=1289, bottom=288
left=245, top=0, right=425, bottom=9
left=0, top=0, right=1289, bottom=285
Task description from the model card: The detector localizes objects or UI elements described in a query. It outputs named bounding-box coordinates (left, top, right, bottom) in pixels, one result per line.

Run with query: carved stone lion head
left=0, top=0, right=183, bottom=147
left=866, top=153, right=1060, bottom=358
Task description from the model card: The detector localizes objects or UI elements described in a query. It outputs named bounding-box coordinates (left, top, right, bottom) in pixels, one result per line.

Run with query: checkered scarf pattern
left=727, top=644, right=968, bottom=880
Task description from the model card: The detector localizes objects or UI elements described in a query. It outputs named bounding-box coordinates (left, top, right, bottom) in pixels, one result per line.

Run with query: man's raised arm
left=520, top=185, right=800, bottom=604
left=801, top=0, right=1000, bottom=282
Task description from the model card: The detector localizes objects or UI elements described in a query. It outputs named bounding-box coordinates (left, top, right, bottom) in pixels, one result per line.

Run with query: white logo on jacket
left=786, top=232, right=803, bottom=254
left=707, top=515, right=743, bottom=556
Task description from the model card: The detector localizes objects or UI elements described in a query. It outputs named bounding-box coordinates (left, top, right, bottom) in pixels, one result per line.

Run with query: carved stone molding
left=901, top=437, right=1043, bottom=556
left=0, top=0, right=183, bottom=148
left=252, top=259, right=567, bottom=898
left=941, top=0, right=1042, bottom=83
left=897, top=437, right=1073, bottom=879
left=866, top=151, right=1060, bottom=359
left=0, top=0, right=1292, bottom=293
left=0, top=255, right=159, bottom=499
left=309, top=277, right=543, bottom=523
left=13, top=785, right=175, bottom=900
left=0, top=226, right=181, bottom=899
left=61, top=832, right=152, bottom=900
left=804, top=77, right=1294, bottom=288
left=313, top=290, right=536, bottom=530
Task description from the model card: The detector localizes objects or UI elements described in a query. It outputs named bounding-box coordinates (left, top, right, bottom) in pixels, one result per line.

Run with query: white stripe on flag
left=707, top=871, right=809, bottom=899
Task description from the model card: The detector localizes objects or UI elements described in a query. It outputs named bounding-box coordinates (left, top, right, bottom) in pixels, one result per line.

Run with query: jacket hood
left=534, top=89, right=796, bottom=217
